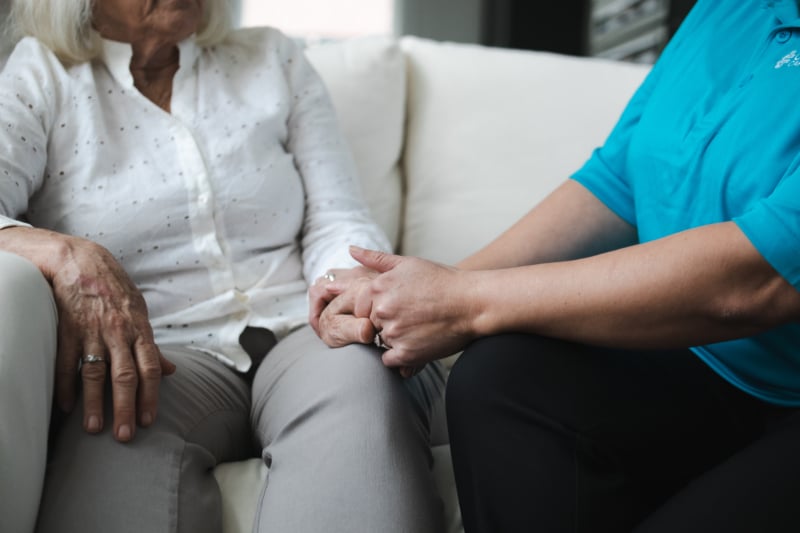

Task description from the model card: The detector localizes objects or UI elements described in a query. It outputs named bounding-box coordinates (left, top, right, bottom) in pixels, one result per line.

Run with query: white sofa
left=212, top=35, right=650, bottom=533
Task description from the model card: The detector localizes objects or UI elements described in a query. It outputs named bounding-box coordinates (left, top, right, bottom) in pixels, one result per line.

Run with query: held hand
left=309, top=265, right=377, bottom=335
left=343, top=246, right=477, bottom=369
left=317, top=275, right=376, bottom=347
left=51, top=238, right=175, bottom=442
left=317, top=271, right=423, bottom=379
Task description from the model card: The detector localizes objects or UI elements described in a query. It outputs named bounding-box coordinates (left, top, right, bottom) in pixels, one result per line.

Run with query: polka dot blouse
left=0, top=27, right=391, bottom=371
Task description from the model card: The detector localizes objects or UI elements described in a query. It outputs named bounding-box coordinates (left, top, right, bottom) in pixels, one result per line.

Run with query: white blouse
left=0, top=27, right=390, bottom=371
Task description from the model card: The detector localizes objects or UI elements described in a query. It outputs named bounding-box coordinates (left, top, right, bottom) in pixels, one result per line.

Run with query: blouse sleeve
left=0, top=38, right=59, bottom=230
left=277, top=33, right=392, bottom=284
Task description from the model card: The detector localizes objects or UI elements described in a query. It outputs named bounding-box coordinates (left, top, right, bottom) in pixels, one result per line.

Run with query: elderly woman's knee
left=0, top=250, right=55, bottom=316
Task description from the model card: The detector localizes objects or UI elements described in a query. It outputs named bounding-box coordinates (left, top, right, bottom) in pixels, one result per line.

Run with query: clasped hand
left=310, top=246, right=474, bottom=375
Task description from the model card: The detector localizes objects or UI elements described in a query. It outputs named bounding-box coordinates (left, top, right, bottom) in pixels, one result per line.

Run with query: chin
left=159, top=6, right=203, bottom=37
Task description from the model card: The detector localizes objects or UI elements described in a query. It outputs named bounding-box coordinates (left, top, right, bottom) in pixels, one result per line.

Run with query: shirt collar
left=99, top=35, right=200, bottom=89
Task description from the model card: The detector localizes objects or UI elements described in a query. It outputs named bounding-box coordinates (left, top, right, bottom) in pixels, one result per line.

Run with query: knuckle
left=138, top=360, right=163, bottom=381
left=106, top=311, right=130, bottom=332
left=81, top=364, right=107, bottom=382
left=111, top=366, right=139, bottom=388
left=378, top=320, right=395, bottom=337
left=359, top=322, right=374, bottom=343
left=372, top=302, right=388, bottom=318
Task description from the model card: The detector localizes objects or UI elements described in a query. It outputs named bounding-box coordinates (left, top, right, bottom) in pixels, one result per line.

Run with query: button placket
left=172, top=122, right=234, bottom=295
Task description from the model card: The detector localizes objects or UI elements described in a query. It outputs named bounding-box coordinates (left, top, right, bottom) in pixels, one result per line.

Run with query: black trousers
left=446, top=334, right=800, bottom=533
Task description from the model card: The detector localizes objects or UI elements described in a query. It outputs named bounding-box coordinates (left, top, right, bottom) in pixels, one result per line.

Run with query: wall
left=394, top=0, right=483, bottom=44
left=0, top=0, right=13, bottom=64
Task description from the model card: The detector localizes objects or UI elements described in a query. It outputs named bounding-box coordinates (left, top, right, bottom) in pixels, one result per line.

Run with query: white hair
left=8, top=0, right=233, bottom=65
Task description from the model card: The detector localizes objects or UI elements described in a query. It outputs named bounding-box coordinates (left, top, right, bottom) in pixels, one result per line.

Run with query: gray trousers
left=0, top=251, right=446, bottom=533
left=0, top=252, right=58, bottom=533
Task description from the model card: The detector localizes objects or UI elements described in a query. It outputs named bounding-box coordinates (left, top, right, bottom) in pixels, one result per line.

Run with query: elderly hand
left=321, top=246, right=477, bottom=372
left=48, top=235, right=175, bottom=442
left=309, top=265, right=377, bottom=343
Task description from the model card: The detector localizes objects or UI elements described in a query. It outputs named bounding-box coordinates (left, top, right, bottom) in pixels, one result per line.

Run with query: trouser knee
left=446, top=335, right=518, bottom=433
left=0, top=251, right=58, bottom=533
left=0, top=250, right=57, bottom=321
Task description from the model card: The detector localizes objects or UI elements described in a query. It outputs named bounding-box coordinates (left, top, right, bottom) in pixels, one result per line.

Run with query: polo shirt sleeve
left=571, top=0, right=708, bottom=225
left=569, top=79, right=656, bottom=226
left=734, top=172, right=800, bottom=290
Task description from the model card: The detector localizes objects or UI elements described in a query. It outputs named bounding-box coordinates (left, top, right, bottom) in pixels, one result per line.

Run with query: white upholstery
left=213, top=36, right=650, bottom=533
left=305, top=36, right=407, bottom=249
left=400, top=38, right=650, bottom=263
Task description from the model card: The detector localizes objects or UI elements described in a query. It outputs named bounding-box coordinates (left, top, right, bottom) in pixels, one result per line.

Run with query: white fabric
left=305, top=36, right=406, bottom=249
left=214, top=458, right=266, bottom=533
left=399, top=37, right=650, bottom=263
left=0, top=27, right=390, bottom=372
left=0, top=251, right=57, bottom=533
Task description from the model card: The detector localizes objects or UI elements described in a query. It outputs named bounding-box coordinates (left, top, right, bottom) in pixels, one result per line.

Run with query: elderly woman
left=0, top=1, right=445, bottom=532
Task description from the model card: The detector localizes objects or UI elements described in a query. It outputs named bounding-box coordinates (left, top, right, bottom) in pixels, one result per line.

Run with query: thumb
left=349, top=246, right=402, bottom=274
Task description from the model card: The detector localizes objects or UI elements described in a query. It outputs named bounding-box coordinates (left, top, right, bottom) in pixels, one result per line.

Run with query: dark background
left=482, top=0, right=697, bottom=58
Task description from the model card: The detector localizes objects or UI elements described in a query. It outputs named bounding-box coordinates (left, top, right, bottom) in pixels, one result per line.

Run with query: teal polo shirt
left=572, top=0, right=800, bottom=406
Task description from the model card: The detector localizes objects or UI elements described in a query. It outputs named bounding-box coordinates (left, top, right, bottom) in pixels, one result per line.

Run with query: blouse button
left=776, top=29, right=792, bottom=44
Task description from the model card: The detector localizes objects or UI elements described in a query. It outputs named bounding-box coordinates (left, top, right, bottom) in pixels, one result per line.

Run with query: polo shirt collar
left=99, top=34, right=200, bottom=89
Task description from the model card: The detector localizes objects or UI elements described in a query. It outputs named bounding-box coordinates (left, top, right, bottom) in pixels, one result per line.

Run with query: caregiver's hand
left=323, top=246, right=478, bottom=371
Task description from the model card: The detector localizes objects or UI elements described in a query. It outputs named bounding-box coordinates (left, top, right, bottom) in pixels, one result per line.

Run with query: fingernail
left=141, top=412, right=153, bottom=426
left=117, top=424, right=132, bottom=441
left=87, top=415, right=101, bottom=433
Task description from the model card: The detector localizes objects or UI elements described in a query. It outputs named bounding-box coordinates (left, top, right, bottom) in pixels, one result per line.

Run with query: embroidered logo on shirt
left=775, top=50, right=800, bottom=68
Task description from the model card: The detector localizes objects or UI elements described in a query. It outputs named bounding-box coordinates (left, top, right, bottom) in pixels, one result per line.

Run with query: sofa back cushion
left=305, top=36, right=406, bottom=250
left=399, top=37, right=650, bottom=263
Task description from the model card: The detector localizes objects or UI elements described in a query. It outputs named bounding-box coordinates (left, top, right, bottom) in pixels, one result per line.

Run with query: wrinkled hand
left=51, top=237, right=175, bottom=442
left=321, top=246, right=476, bottom=372
left=309, top=265, right=377, bottom=343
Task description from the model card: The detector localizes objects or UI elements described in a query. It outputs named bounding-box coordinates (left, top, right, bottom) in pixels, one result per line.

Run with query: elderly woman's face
left=93, top=0, right=204, bottom=44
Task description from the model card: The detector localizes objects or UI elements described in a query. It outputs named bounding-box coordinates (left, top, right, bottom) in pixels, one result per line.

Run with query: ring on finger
left=374, top=332, right=390, bottom=350
left=82, top=354, right=107, bottom=364
left=323, top=271, right=336, bottom=282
